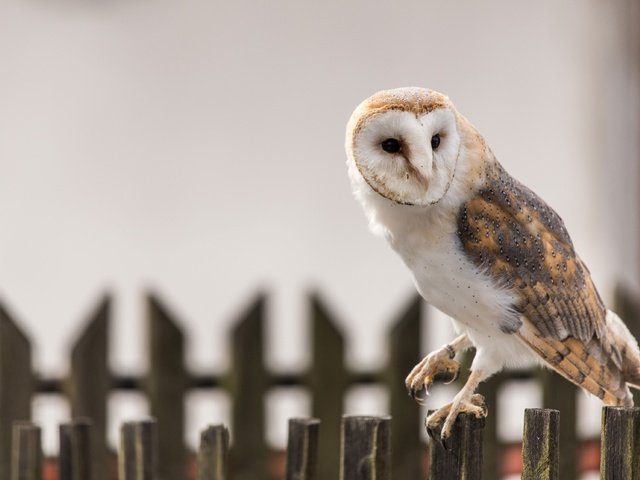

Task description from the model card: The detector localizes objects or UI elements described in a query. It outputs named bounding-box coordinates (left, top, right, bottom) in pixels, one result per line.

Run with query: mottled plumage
left=458, top=160, right=639, bottom=405
left=345, top=87, right=640, bottom=440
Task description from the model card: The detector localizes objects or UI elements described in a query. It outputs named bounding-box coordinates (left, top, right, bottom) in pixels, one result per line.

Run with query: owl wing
left=457, top=161, right=630, bottom=405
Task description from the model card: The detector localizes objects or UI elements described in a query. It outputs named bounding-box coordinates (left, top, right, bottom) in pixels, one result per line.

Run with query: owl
left=345, top=87, right=640, bottom=442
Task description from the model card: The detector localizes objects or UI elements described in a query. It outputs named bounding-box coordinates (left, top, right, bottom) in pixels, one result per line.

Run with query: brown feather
left=458, top=160, right=637, bottom=405
left=457, top=160, right=606, bottom=341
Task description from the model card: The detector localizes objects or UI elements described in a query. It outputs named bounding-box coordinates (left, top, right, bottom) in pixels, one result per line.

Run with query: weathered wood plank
left=0, top=303, right=33, bottom=480
left=197, top=425, right=229, bottom=480
left=522, top=408, right=559, bottom=480
left=540, top=369, right=577, bottom=480
left=229, top=295, right=269, bottom=480
left=285, top=418, right=320, bottom=480
left=428, top=412, right=484, bottom=480
left=387, top=295, right=422, bottom=480
left=600, top=406, right=640, bottom=480
left=146, top=294, right=188, bottom=480
left=478, top=371, right=505, bottom=480
left=340, top=416, right=391, bottom=480
left=309, top=295, right=348, bottom=480
left=68, top=296, right=109, bottom=480
left=59, top=419, right=93, bottom=480
left=11, top=422, right=41, bottom=480
left=119, top=420, right=157, bottom=480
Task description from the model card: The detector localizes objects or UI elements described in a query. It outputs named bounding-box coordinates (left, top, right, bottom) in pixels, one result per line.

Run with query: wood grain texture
left=285, top=418, right=320, bottom=480
left=340, top=416, right=391, bottom=480
left=197, top=425, right=229, bottom=480
left=522, top=408, right=559, bottom=480
left=429, top=412, right=484, bottom=480
left=119, top=420, right=157, bottom=480
left=600, top=406, right=640, bottom=480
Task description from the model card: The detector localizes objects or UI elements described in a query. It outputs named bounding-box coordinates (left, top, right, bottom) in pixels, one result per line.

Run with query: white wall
left=0, top=0, right=638, bottom=453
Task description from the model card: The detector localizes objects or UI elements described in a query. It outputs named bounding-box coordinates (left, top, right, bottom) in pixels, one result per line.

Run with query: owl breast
left=381, top=205, right=539, bottom=370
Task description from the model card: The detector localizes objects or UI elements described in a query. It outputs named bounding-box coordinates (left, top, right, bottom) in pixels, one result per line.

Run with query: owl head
left=346, top=87, right=464, bottom=206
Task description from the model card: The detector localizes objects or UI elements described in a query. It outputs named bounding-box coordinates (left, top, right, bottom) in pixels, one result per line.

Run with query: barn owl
left=345, top=87, right=640, bottom=442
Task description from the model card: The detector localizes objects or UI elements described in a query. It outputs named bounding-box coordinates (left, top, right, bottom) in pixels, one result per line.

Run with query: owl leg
left=426, top=368, right=491, bottom=444
left=405, top=334, right=472, bottom=403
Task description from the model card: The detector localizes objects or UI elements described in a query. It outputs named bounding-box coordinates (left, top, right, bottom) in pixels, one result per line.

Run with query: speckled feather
left=457, top=161, right=606, bottom=341
left=457, top=161, right=638, bottom=404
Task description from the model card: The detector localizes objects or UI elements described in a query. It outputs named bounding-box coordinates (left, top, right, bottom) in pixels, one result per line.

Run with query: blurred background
left=0, top=0, right=639, bottom=478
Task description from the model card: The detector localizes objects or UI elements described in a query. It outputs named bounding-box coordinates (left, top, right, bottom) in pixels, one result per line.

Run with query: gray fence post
left=309, top=295, right=347, bottom=480
left=59, top=419, right=93, bottom=480
left=11, top=422, right=41, bottom=480
left=229, top=295, right=269, bottom=480
left=197, top=425, right=229, bottom=480
left=600, top=406, right=640, bottom=480
left=387, top=295, right=422, bottom=480
left=147, top=295, right=188, bottom=480
left=0, top=304, right=32, bottom=480
left=119, top=420, right=157, bottom=480
left=540, top=369, right=577, bottom=480
left=285, top=418, right=320, bottom=480
left=68, top=297, right=109, bottom=480
left=428, top=413, right=484, bottom=480
left=340, top=416, right=391, bottom=480
left=522, top=408, right=559, bottom=480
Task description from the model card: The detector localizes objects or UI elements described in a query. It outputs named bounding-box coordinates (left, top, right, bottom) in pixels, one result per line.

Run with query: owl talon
left=405, top=348, right=460, bottom=403
left=410, top=387, right=428, bottom=405
left=426, top=393, right=487, bottom=447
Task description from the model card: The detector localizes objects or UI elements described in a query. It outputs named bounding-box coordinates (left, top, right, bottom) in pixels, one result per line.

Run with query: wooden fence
left=7, top=407, right=640, bottom=479
left=0, top=285, right=638, bottom=480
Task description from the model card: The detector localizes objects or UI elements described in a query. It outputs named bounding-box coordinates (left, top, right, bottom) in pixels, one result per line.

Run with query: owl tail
left=605, top=310, right=640, bottom=390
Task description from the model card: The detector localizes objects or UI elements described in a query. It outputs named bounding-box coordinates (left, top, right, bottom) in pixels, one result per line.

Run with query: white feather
left=346, top=97, right=538, bottom=375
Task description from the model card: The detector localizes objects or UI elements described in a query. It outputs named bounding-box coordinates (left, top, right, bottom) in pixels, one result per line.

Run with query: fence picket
left=3, top=289, right=638, bottom=479
left=0, top=304, right=33, bottom=480
left=309, top=295, right=347, bottom=480
left=197, top=425, right=229, bottom=480
left=428, top=412, right=484, bottom=480
left=285, top=418, right=320, bottom=480
left=340, top=416, right=391, bottom=480
left=229, top=295, right=269, bottom=480
left=540, top=369, right=578, bottom=480
left=478, top=371, right=505, bottom=480
left=600, top=406, right=640, bottom=480
left=522, top=408, right=559, bottom=480
left=68, top=297, right=109, bottom=480
left=119, top=420, right=157, bottom=480
left=59, top=419, right=93, bottom=480
left=11, top=422, right=41, bottom=480
left=147, top=295, right=188, bottom=480
left=387, top=295, right=422, bottom=480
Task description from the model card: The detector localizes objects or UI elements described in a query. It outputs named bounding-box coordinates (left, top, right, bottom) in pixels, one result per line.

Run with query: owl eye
left=431, top=134, right=440, bottom=150
left=381, top=138, right=401, bottom=153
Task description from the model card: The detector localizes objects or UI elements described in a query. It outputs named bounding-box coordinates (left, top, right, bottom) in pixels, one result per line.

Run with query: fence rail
left=0, top=285, right=638, bottom=479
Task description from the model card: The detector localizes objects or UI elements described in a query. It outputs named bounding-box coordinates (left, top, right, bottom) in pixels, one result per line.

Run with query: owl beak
left=408, top=150, right=433, bottom=184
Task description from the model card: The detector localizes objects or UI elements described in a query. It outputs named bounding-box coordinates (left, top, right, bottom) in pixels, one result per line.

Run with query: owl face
left=346, top=88, right=462, bottom=206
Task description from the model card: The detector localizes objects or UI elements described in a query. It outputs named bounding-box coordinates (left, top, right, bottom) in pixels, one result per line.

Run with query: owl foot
left=425, top=393, right=487, bottom=447
left=405, top=347, right=460, bottom=404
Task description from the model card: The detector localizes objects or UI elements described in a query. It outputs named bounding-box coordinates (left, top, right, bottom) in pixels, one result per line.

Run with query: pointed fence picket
left=0, top=287, right=637, bottom=479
